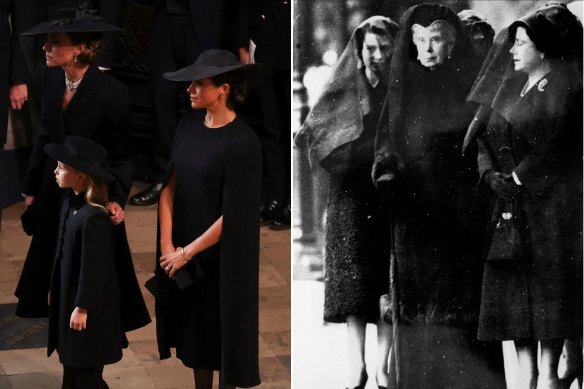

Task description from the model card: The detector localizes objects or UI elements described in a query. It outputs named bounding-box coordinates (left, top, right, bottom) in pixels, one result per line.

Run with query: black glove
left=484, top=171, right=520, bottom=199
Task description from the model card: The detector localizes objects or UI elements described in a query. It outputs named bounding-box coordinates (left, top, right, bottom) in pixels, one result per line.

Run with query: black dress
left=320, top=81, right=389, bottom=324
left=155, top=111, right=261, bottom=387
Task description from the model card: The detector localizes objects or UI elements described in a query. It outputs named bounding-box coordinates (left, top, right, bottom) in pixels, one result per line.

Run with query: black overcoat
left=0, top=0, right=33, bottom=143
left=235, top=0, right=290, bottom=71
left=15, top=64, right=137, bottom=318
left=476, top=69, right=583, bottom=341
left=48, top=192, right=124, bottom=367
left=154, top=0, right=224, bottom=50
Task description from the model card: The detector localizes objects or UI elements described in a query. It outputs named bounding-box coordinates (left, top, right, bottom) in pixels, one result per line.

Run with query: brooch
left=537, top=78, right=547, bottom=92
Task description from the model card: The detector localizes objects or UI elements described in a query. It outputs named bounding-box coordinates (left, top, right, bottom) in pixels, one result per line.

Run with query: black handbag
left=485, top=196, right=527, bottom=262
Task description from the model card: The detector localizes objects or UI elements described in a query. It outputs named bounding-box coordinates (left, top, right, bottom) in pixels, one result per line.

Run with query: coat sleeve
left=95, top=0, right=122, bottom=69
left=103, top=80, right=134, bottom=205
left=21, top=122, right=49, bottom=196
left=75, top=212, right=114, bottom=310
left=9, top=0, right=37, bottom=85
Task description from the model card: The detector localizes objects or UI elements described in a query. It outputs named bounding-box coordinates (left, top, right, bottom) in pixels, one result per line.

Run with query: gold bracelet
left=181, top=247, right=190, bottom=262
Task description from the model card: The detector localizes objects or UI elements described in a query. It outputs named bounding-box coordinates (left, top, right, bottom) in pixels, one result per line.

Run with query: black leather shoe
left=270, top=204, right=290, bottom=230
left=129, top=183, right=163, bottom=206
left=260, top=200, right=281, bottom=226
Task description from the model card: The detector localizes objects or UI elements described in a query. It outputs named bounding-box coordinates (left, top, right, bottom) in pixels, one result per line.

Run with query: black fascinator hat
left=44, top=136, right=114, bottom=181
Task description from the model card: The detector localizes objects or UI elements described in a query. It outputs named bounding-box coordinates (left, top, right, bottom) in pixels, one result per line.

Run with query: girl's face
left=510, top=27, right=543, bottom=74
left=54, top=162, right=86, bottom=191
left=361, top=32, right=392, bottom=76
left=43, top=32, right=82, bottom=68
left=187, top=78, right=228, bottom=109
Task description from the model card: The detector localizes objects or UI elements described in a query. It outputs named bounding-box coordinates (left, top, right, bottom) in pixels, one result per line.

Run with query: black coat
left=476, top=69, right=583, bottom=341
left=48, top=192, right=123, bottom=367
left=15, top=64, right=136, bottom=318
left=156, top=0, right=224, bottom=50
left=236, top=0, right=290, bottom=70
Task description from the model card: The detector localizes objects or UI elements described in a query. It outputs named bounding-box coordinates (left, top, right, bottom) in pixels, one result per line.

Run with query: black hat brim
left=21, top=20, right=120, bottom=36
left=163, top=62, right=271, bottom=87
left=45, top=144, right=115, bottom=182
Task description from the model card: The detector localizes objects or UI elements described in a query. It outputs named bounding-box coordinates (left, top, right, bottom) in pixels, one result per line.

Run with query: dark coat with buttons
left=48, top=192, right=124, bottom=367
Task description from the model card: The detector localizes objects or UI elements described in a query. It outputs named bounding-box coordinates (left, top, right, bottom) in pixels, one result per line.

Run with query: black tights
left=194, top=369, right=235, bottom=389
left=61, top=365, right=108, bottom=389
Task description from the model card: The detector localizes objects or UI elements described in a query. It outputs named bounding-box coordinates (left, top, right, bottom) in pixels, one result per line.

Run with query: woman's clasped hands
left=160, top=246, right=192, bottom=278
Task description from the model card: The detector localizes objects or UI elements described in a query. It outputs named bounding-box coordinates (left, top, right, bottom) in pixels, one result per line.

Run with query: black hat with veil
left=294, top=16, right=399, bottom=171
left=373, top=3, right=481, bottom=179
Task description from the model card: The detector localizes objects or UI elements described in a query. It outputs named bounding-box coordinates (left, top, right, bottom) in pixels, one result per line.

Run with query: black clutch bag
left=485, top=196, right=527, bottom=262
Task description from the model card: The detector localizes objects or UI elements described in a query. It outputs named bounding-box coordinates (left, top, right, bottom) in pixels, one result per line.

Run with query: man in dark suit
left=0, top=0, right=33, bottom=144
left=238, top=0, right=291, bottom=229
left=128, top=0, right=226, bottom=206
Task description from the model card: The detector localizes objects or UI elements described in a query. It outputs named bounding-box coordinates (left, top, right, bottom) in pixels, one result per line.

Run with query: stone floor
left=0, top=183, right=291, bottom=389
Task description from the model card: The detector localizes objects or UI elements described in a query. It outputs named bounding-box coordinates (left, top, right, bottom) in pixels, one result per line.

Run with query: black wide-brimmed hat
left=163, top=49, right=271, bottom=86
left=21, top=6, right=120, bottom=36
left=45, top=136, right=114, bottom=181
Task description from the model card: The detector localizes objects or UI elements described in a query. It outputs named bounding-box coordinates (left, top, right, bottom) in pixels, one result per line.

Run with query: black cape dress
left=154, top=110, right=262, bottom=388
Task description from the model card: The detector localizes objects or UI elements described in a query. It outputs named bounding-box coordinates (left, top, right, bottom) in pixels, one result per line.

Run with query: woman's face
left=43, top=33, right=81, bottom=67
left=361, top=32, right=392, bottom=76
left=510, top=27, right=543, bottom=74
left=412, top=24, right=454, bottom=68
left=187, top=78, right=227, bottom=109
left=54, top=161, right=85, bottom=190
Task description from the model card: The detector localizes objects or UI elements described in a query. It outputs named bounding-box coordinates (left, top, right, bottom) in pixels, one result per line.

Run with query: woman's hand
left=160, top=247, right=190, bottom=278
left=24, top=195, right=34, bottom=206
left=485, top=171, right=520, bottom=199
left=70, top=307, right=87, bottom=331
left=9, top=84, right=28, bottom=110
left=160, top=243, right=176, bottom=257
left=106, top=202, right=125, bottom=225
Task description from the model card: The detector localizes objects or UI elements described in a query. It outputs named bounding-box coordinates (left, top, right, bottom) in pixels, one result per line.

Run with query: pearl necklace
left=65, top=76, right=84, bottom=91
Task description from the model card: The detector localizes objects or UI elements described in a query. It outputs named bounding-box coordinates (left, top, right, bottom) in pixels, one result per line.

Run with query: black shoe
left=260, top=200, right=282, bottom=226
left=270, top=204, right=290, bottom=230
left=129, top=183, right=163, bottom=206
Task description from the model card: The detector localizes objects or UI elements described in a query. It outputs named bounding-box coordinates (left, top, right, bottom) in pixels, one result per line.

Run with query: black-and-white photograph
left=293, top=1, right=582, bottom=388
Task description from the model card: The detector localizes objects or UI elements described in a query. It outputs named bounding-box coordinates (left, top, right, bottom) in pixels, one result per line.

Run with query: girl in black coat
left=44, top=135, right=128, bottom=389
